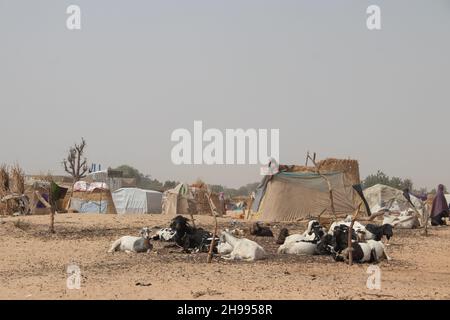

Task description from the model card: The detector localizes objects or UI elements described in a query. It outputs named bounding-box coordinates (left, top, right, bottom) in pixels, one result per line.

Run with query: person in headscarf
left=430, top=184, right=449, bottom=226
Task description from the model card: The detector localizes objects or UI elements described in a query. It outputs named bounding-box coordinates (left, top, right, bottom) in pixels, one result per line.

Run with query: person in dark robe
left=430, top=184, right=449, bottom=226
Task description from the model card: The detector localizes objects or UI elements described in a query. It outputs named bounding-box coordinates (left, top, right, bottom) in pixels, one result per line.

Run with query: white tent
left=112, top=188, right=162, bottom=214
left=363, top=184, right=423, bottom=213
left=445, top=194, right=450, bottom=206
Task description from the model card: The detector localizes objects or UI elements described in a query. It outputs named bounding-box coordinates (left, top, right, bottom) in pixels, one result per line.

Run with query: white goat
left=153, top=228, right=176, bottom=241
left=283, top=220, right=324, bottom=245
left=339, top=240, right=391, bottom=263
left=217, top=241, right=234, bottom=255
left=277, top=241, right=317, bottom=255
left=367, top=240, right=392, bottom=261
left=328, top=217, right=375, bottom=241
left=108, top=227, right=153, bottom=253
left=219, top=231, right=266, bottom=261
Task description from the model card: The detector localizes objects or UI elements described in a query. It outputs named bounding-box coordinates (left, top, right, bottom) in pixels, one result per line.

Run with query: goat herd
left=108, top=215, right=394, bottom=263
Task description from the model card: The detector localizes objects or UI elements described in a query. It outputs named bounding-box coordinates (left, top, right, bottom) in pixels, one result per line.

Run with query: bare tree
left=63, top=138, right=89, bottom=182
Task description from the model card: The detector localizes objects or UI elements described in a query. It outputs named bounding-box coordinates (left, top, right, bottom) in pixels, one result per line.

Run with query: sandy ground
left=0, top=213, right=450, bottom=300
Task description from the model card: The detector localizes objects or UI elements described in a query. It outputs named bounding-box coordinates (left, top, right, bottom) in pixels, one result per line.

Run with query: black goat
left=276, top=228, right=289, bottom=244
left=170, top=215, right=216, bottom=253
left=250, top=222, right=274, bottom=237
left=365, top=224, right=394, bottom=241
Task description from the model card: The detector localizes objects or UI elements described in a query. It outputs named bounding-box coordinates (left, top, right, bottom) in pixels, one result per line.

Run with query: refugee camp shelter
left=84, top=169, right=124, bottom=192
left=23, top=178, right=69, bottom=215
left=67, top=180, right=117, bottom=214
left=251, top=159, right=362, bottom=222
left=363, top=184, right=423, bottom=213
left=162, top=183, right=224, bottom=216
left=112, top=188, right=162, bottom=214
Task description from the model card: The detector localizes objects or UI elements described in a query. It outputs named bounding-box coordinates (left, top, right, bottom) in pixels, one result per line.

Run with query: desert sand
left=1, top=213, right=449, bottom=300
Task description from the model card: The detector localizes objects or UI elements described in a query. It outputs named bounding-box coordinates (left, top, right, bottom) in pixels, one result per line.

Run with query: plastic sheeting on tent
left=162, top=183, right=194, bottom=215
left=112, top=188, right=162, bottom=214
left=253, top=171, right=357, bottom=222
left=363, top=184, right=423, bottom=213
left=70, top=198, right=108, bottom=213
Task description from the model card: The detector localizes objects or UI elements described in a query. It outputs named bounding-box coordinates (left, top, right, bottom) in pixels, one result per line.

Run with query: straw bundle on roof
left=285, top=158, right=360, bottom=185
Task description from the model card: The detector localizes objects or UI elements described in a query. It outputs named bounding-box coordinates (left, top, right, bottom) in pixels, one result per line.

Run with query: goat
left=365, top=224, right=393, bottom=242
left=332, top=225, right=391, bottom=263
left=170, top=215, right=215, bottom=252
left=250, top=222, right=274, bottom=237
left=276, top=228, right=290, bottom=245
left=277, top=241, right=318, bottom=255
left=328, top=218, right=377, bottom=242
left=217, top=240, right=234, bottom=255
left=282, top=220, right=325, bottom=245
left=219, top=231, right=266, bottom=261
left=277, top=221, right=328, bottom=255
left=108, top=227, right=153, bottom=253
left=152, top=228, right=176, bottom=241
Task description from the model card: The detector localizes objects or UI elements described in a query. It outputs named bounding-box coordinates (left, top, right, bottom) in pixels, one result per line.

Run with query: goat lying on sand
left=152, top=228, right=176, bottom=241
left=250, top=222, right=273, bottom=237
left=108, top=227, right=153, bottom=253
left=278, top=220, right=326, bottom=245
left=328, top=216, right=393, bottom=242
left=330, top=224, right=391, bottom=263
left=277, top=220, right=328, bottom=255
left=219, top=231, right=266, bottom=261
left=170, top=215, right=216, bottom=253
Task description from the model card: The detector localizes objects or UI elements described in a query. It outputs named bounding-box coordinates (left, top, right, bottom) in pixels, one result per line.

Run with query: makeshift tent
left=66, top=182, right=117, bottom=214
left=252, top=171, right=358, bottom=222
left=23, top=180, right=68, bottom=215
left=162, top=183, right=194, bottom=215
left=161, top=183, right=224, bottom=216
left=112, top=188, right=162, bottom=214
left=363, top=184, right=424, bottom=213
left=445, top=194, right=450, bottom=207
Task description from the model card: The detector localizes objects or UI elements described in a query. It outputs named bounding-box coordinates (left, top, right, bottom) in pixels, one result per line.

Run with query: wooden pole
left=205, top=190, right=219, bottom=263
left=245, top=196, right=254, bottom=220
left=348, top=203, right=363, bottom=266
left=307, top=154, right=337, bottom=221
left=35, top=191, right=55, bottom=233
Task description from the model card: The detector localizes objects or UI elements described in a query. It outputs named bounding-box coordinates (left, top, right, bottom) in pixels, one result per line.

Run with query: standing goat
left=108, top=227, right=153, bottom=253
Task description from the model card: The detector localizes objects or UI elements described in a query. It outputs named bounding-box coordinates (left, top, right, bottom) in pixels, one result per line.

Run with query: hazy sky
left=1, top=0, right=449, bottom=189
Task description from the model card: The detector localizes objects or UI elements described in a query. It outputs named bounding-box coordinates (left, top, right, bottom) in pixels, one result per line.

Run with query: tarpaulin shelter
left=252, top=171, right=358, bottom=221
left=112, top=188, right=162, bottom=214
left=161, top=182, right=223, bottom=216
left=363, top=184, right=424, bottom=213
left=162, top=183, right=194, bottom=215
left=250, top=158, right=363, bottom=222
left=67, top=182, right=117, bottom=214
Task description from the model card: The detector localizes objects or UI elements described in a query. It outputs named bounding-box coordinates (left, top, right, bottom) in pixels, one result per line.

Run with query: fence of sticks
left=0, top=163, right=25, bottom=215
